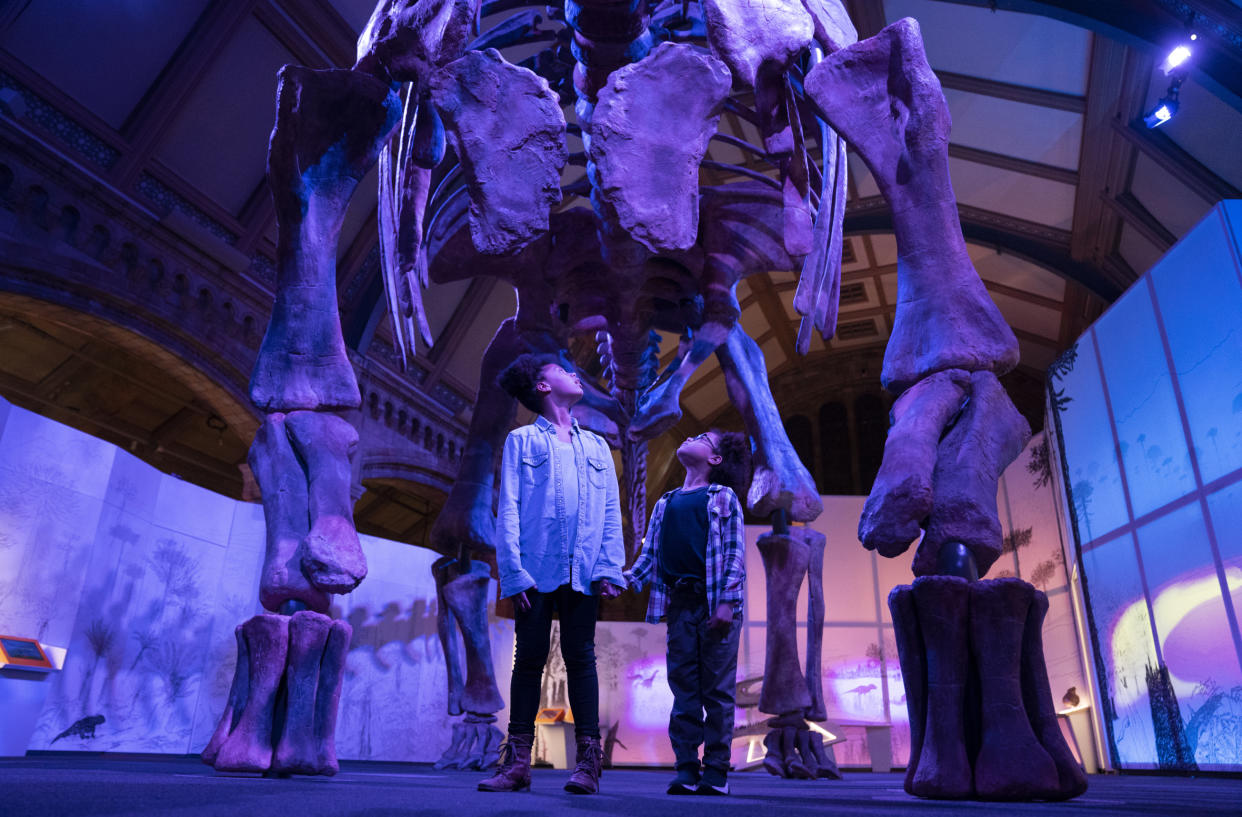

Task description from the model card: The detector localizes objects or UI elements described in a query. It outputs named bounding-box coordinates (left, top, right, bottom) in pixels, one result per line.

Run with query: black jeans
left=666, top=585, right=742, bottom=773
left=508, top=584, right=600, bottom=740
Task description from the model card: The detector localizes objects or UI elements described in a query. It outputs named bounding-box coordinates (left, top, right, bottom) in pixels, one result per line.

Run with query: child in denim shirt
left=479, top=353, right=625, bottom=795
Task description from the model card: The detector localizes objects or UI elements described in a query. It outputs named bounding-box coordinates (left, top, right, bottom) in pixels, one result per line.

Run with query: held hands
left=708, top=602, right=735, bottom=633
left=598, top=579, right=622, bottom=599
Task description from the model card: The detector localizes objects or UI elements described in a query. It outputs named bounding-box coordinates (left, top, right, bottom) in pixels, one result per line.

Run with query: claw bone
left=285, top=411, right=368, bottom=594
left=915, top=371, right=1031, bottom=578
left=858, top=369, right=970, bottom=558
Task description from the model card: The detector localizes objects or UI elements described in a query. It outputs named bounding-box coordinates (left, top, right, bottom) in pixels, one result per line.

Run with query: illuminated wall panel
left=737, top=438, right=1083, bottom=770
left=1049, top=201, right=1242, bottom=772
left=0, top=398, right=1086, bottom=768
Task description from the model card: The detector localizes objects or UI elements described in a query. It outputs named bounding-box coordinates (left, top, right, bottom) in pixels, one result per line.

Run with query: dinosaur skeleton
left=203, top=0, right=1085, bottom=797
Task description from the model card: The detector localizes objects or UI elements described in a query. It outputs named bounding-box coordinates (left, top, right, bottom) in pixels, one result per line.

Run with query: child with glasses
left=624, top=429, right=752, bottom=795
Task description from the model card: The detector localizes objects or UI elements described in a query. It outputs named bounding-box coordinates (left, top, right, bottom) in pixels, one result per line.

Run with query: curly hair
left=707, top=430, right=752, bottom=498
left=497, top=352, right=564, bottom=413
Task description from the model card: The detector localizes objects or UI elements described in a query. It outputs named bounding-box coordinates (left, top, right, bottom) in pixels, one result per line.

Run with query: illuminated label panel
left=1050, top=202, right=1242, bottom=772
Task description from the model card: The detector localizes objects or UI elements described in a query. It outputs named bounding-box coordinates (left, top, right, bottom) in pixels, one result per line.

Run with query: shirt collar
left=534, top=414, right=579, bottom=434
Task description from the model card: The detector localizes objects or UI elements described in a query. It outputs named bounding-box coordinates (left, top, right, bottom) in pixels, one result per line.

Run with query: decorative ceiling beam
left=1011, top=326, right=1062, bottom=349
left=1115, top=118, right=1242, bottom=202
left=844, top=0, right=888, bottom=39
left=423, top=277, right=497, bottom=391
left=1104, top=191, right=1178, bottom=249
left=1070, top=36, right=1146, bottom=267
left=0, top=4, right=26, bottom=33
left=930, top=1, right=1242, bottom=109
left=111, top=0, right=260, bottom=189
left=0, top=369, right=242, bottom=487
left=151, top=404, right=206, bottom=445
left=981, top=277, right=1065, bottom=312
left=947, top=143, right=1079, bottom=186
left=32, top=345, right=95, bottom=400
left=273, top=0, right=358, bottom=68
left=745, top=273, right=799, bottom=362
left=1057, top=280, right=1103, bottom=348
left=255, top=1, right=335, bottom=68
left=936, top=70, right=1087, bottom=113
left=845, top=196, right=1128, bottom=301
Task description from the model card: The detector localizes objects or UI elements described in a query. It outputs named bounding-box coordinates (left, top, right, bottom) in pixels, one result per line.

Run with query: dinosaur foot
left=202, top=611, right=351, bottom=776
left=761, top=722, right=840, bottom=780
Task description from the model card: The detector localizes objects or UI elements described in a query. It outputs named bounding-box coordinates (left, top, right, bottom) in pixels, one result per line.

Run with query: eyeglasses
left=688, top=432, right=719, bottom=454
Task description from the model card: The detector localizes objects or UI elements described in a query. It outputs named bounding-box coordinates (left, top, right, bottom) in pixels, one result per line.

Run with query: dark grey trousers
left=665, top=588, right=742, bottom=773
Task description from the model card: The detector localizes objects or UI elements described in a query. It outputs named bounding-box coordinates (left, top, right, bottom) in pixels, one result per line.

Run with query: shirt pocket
left=521, top=453, right=550, bottom=487
left=586, top=456, right=610, bottom=489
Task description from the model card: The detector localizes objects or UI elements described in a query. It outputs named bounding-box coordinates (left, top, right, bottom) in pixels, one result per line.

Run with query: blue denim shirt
left=496, top=415, right=626, bottom=599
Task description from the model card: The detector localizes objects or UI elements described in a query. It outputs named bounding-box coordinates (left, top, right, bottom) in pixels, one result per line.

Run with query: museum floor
left=1, top=756, right=1239, bottom=817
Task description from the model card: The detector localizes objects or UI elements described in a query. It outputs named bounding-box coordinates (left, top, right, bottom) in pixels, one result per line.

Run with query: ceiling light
left=1161, top=44, right=1192, bottom=74
left=1143, top=81, right=1181, bottom=128
left=1143, top=100, right=1177, bottom=128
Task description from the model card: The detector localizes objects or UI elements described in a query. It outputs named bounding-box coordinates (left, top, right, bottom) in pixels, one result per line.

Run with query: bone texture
left=915, top=371, right=1031, bottom=578
left=430, top=49, right=566, bottom=255
left=252, top=66, right=400, bottom=412
left=702, top=0, right=813, bottom=89
left=719, top=325, right=822, bottom=521
left=249, top=413, right=329, bottom=614
left=890, top=577, right=1089, bottom=800
left=286, top=411, right=368, bottom=594
left=441, top=560, right=506, bottom=715
left=355, top=0, right=481, bottom=83
left=588, top=42, right=731, bottom=253
left=858, top=369, right=970, bottom=559
left=803, top=18, right=1018, bottom=392
left=757, top=530, right=812, bottom=716
left=203, top=612, right=351, bottom=776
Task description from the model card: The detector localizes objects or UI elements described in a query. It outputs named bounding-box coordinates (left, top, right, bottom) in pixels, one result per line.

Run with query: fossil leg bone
left=717, top=325, right=822, bottom=521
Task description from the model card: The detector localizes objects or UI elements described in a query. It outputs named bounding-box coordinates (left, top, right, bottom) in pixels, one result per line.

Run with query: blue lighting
left=1147, top=104, right=1174, bottom=126
left=1161, top=44, right=1192, bottom=74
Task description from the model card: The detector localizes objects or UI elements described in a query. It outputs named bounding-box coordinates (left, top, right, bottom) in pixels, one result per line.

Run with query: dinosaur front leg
left=207, top=58, right=398, bottom=779
left=442, top=561, right=506, bottom=716
left=716, top=325, right=821, bottom=521
left=251, top=66, right=400, bottom=411
left=803, top=18, right=1018, bottom=395
left=429, top=317, right=524, bottom=557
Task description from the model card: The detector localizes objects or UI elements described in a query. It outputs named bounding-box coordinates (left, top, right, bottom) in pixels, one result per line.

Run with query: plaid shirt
left=624, top=484, right=746, bottom=624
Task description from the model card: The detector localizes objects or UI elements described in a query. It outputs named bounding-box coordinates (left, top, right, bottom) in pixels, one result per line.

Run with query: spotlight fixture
left=1160, top=43, right=1192, bottom=74
left=1147, top=27, right=1196, bottom=128
left=1143, top=77, right=1183, bottom=129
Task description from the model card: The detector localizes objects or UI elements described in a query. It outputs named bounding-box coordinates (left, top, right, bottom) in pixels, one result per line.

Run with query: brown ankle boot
left=564, top=736, right=603, bottom=794
left=477, top=733, right=533, bottom=792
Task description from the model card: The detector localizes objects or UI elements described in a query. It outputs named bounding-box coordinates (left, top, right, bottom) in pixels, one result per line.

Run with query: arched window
left=783, top=414, right=814, bottom=479
left=854, top=393, right=888, bottom=493
left=818, top=401, right=853, bottom=495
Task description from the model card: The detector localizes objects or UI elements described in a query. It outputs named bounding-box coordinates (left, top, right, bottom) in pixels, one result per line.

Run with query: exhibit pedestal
left=536, top=722, right=575, bottom=769
left=0, top=645, right=66, bottom=757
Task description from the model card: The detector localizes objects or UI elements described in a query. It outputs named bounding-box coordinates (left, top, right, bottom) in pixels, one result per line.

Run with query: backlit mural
left=1, top=394, right=1085, bottom=769
left=1049, top=201, right=1242, bottom=772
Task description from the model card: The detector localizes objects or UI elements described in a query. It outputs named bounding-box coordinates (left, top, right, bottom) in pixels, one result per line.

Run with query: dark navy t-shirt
left=657, top=486, right=710, bottom=585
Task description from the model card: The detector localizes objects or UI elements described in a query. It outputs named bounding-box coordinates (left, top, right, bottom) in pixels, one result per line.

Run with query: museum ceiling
left=1, top=0, right=1240, bottom=535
